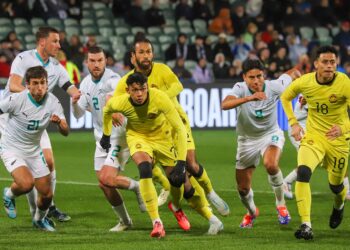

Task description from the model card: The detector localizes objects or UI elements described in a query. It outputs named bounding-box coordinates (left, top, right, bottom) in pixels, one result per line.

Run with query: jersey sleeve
left=103, top=96, right=122, bottom=136
left=10, top=54, right=29, bottom=78
left=280, top=78, right=303, bottom=126
left=269, top=74, right=293, bottom=95
left=161, top=64, right=183, bottom=98
left=103, top=75, right=121, bottom=95
left=158, top=92, right=187, bottom=161
left=50, top=95, right=65, bottom=120
left=226, top=82, right=244, bottom=98
left=340, top=80, right=350, bottom=134
left=0, top=94, right=17, bottom=114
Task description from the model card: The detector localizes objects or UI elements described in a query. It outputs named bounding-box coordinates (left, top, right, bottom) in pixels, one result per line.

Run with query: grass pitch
left=0, top=130, right=349, bottom=250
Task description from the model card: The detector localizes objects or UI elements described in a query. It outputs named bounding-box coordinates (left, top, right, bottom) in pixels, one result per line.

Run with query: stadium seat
left=125, top=35, right=135, bottom=44
left=92, top=2, right=106, bottom=10
left=207, top=34, right=219, bottom=44
left=99, top=27, right=115, bottom=37
left=64, top=18, right=79, bottom=27
left=81, top=18, right=95, bottom=27
left=185, top=60, right=197, bottom=71
left=131, top=26, right=146, bottom=35
left=65, top=26, right=81, bottom=37
left=96, top=35, right=109, bottom=44
left=115, top=27, right=130, bottom=36
left=31, top=18, right=45, bottom=27
left=0, top=26, right=14, bottom=36
left=177, top=19, right=191, bottom=28
left=331, top=26, right=340, bottom=37
left=26, top=42, right=36, bottom=50
left=0, top=18, right=12, bottom=26
left=13, top=18, right=29, bottom=26
left=109, top=36, right=124, bottom=46
left=146, top=35, right=158, bottom=43
left=163, top=26, right=177, bottom=35
left=161, top=43, right=171, bottom=52
left=97, top=19, right=111, bottom=28
left=82, top=2, right=91, bottom=9
left=82, top=10, right=95, bottom=19
left=179, top=26, right=194, bottom=36
left=147, top=27, right=162, bottom=35
left=158, top=35, right=172, bottom=44
left=15, top=26, right=31, bottom=36
left=193, top=19, right=207, bottom=35
left=164, top=18, right=176, bottom=26
left=100, top=42, right=112, bottom=53
left=299, top=27, right=314, bottom=40
left=166, top=60, right=176, bottom=68
left=47, top=18, right=63, bottom=27
left=24, top=34, right=36, bottom=43
left=315, top=26, right=330, bottom=39
left=96, top=10, right=113, bottom=19
left=114, top=46, right=127, bottom=61
left=82, top=26, right=98, bottom=36
left=113, top=18, right=127, bottom=27
left=319, top=36, right=333, bottom=46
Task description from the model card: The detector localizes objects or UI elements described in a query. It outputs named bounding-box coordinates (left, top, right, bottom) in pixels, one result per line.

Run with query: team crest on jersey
left=329, top=94, right=337, bottom=103
left=136, top=143, right=142, bottom=149
left=43, top=113, right=50, bottom=119
left=271, top=135, right=279, bottom=143
left=148, top=112, right=157, bottom=119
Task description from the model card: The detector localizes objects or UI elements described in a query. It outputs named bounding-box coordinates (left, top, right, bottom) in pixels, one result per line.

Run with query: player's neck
left=135, top=66, right=152, bottom=76
left=316, top=72, right=336, bottom=85
left=36, top=49, right=50, bottom=64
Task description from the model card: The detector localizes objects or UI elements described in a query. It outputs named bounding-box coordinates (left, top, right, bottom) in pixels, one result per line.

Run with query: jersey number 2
left=92, top=97, right=99, bottom=110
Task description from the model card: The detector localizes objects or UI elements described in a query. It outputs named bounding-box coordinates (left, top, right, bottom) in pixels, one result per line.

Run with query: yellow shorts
left=127, top=135, right=177, bottom=167
left=298, top=133, right=349, bottom=185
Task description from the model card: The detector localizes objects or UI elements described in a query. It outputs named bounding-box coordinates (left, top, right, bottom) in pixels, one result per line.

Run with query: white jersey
left=2, top=49, right=71, bottom=98
left=227, top=74, right=292, bottom=137
left=76, top=68, right=125, bottom=141
left=0, top=90, right=65, bottom=156
left=293, top=95, right=308, bottom=129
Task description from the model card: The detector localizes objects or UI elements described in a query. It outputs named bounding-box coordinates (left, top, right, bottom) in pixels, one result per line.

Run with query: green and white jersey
left=76, top=68, right=125, bottom=141
left=227, top=74, right=292, bottom=137
left=3, top=49, right=71, bottom=98
left=0, top=90, right=65, bottom=156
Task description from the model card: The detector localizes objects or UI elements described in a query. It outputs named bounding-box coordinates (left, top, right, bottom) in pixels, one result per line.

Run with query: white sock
left=112, top=203, right=131, bottom=224
left=209, top=214, right=220, bottom=224
left=5, top=187, right=16, bottom=199
left=50, top=170, right=56, bottom=207
left=284, top=169, right=297, bottom=184
left=268, top=170, right=285, bottom=206
left=206, top=190, right=217, bottom=199
left=344, top=177, right=349, bottom=194
left=303, top=222, right=312, bottom=228
left=26, top=188, right=38, bottom=218
left=34, top=208, right=48, bottom=221
left=127, top=178, right=138, bottom=191
left=239, top=189, right=256, bottom=216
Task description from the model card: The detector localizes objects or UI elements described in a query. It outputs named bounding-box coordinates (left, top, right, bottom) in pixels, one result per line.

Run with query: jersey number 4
left=27, top=120, right=39, bottom=130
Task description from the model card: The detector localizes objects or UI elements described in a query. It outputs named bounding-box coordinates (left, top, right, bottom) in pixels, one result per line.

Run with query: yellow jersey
left=103, top=88, right=187, bottom=160
left=281, top=72, right=350, bottom=138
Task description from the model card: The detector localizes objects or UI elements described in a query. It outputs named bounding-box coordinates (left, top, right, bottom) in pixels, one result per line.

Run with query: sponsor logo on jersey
left=329, top=94, right=337, bottom=103
left=307, top=139, right=314, bottom=145
left=136, top=143, right=142, bottom=149
left=148, top=113, right=157, bottom=119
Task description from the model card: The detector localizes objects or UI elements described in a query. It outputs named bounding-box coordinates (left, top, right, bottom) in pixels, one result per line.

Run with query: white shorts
left=0, top=113, right=9, bottom=136
left=235, top=130, right=285, bottom=170
left=40, top=130, right=52, bottom=149
left=1, top=150, right=50, bottom=178
left=94, top=137, right=130, bottom=171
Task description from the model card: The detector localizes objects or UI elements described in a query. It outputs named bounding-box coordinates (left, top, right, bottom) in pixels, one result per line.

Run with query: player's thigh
left=0, top=113, right=9, bottom=136
left=153, top=139, right=177, bottom=168
left=128, top=136, right=153, bottom=165
left=25, top=153, right=51, bottom=179
left=235, top=136, right=261, bottom=169
left=236, top=167, right=254, bottom=191
left=298, top=138, right=325, bottom=171
left=324, top=145, right=349, bottom=185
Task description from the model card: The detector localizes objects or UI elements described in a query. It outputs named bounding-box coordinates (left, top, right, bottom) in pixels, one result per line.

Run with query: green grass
left=0, top=130, right=349, bottom=249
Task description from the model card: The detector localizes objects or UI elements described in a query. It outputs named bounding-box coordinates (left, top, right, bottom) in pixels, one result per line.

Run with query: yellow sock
left=152, top=165, right=170, bottom=191
left=186, top=188, right=212, bottom=220
left=295, top=181, right=311, bottom=223
left=140, top=178, right=159, bottom=221
left=190, top=176, right=209, bottom=207
left=170, top=185, right=184, bottom=208
left=334, top=186, right=347, bottom=209
left=195, top=168, right=213, bottom=194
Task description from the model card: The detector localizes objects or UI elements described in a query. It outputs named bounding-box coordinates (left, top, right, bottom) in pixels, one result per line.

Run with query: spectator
left=242, top=22, right=258, bottom=48
left=112, top=0, right=131, bottom=18
left=56, top=50, right=81, bottom=85
left=230, top=58, right=243, bottom=80
left=83, top=35, right=97, bottom=54
left=245, top=0, right=263, bottom=18
left=208, top=8, right=233, bottom=35
left=32, top=0, right=68, bottom=20
left=66, top=0, right=82, bottom=20
left=344, top=61, right=350, bottom=77
left=294, top=53, right=312, bottom=75
left=192, top=58, right=214, bottom=84
left=334, top=21, right=350, bottom=64
left=106, top=53, right=127, bottom=76
left=175, top=0, right=193, bottom=21
left=213, top=0, right=230, bottom=16
left=312, top=0, right=338, bottom=28
left=0, top=54, right=10, bottom=78
left=12, top=0, right=31, bottom=20
left=0, top=0, right=13, bottom=17
left=172, top=57, right=193, bottom=81
left=213, top=33, right=233, bottom=62
left=268, top=30, right=288, bottom=55
left=213, top=53, right=230, bottom=79
left=261, top=22, right=275, bottom=44
left=11, top=39, right=23, bottom=58
left=189, top=35, right=210, bottom=62
left=145, top=0, right=165, bottom=28
left=1, top=31, right=18, bottom=44
left=232, top=35, right=251, bottom=61
left=193, top=0, right=212, bottom=24
left=125, top=0, right=146, bottom=27
left=271, top=46, right=292, bottom=76
left=165, top=33, right=191, bottom=61
left=59, top=30, right=70, bottom=57
left=287, top=34, right=307, bottom=65
left=68, top=34, right=84, bottom=70
left=231, top=4, right=249, bottom=37
left=258, top=47, right=271, bottom=70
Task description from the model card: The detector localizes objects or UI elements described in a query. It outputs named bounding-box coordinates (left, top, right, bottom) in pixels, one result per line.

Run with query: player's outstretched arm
left=67, top=85, right=81, bottom=102
left=50, top=115, right=69, bottom=136
left=221, top=92, right=267, bottom=110
left=284, top=68, right=301, bottom=81
left=9, top=74, right=26, bottom=93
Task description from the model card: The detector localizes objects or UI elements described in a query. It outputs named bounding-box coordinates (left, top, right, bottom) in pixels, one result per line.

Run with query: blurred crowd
left=0, top=0, right=350, bottom=84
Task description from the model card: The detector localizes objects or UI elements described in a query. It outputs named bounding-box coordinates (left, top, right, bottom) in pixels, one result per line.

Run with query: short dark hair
left=242, top=59, right=265, bottom=74
left=87, top=46, right=106, bottom=59
left=25, top=66, right=48, bottom=84
left=131, top=38, right=153, bottom=54
left=316, top=45, right=338, bottom=59
left=36, top=26, right=59, bottom=42
left=126, top=72, right=148, bottom=87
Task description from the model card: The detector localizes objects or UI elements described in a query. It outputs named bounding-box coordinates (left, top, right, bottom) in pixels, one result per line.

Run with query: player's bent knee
left=20, top=179, right=35, bottom=192
left=183, top=187, right=195, bottom=199
left=329, top=183, right=344, bottom=194
left=296, top=165, right=312, bottom=182
left=138, top=161, right=152, bottom=179
left=238, top=189, right=249, bottom=197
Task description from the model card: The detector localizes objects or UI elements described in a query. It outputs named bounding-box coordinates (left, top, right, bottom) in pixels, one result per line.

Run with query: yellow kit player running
left=114, top=38, right=229, bottom=216
left=102, top=72, right=223, bottom=238
left=281, top=46, right=350, bottom=240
